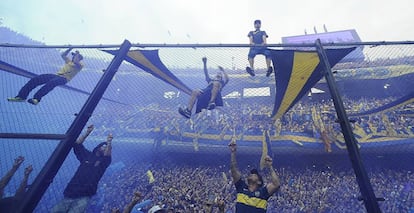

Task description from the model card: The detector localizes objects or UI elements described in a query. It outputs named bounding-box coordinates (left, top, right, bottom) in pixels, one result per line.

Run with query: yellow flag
left=260, top=130, right=271, bottom=170
left=146, top=170, right=155, bottom=183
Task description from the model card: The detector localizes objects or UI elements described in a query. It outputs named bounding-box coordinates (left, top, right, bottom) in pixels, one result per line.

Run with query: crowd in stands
left=1, top=152, right=413, bottom=212
left=85, top=158, right=413, bottom=213
left=91, top=95, right=414, bottom=146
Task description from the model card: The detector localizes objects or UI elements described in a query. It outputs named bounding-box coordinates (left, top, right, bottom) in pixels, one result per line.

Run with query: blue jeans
left=51, top=196, right=90, bottom=213
left=17, top=74, right=68, bottom=100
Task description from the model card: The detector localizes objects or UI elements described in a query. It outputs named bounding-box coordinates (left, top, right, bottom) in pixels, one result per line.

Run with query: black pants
left=17, top=74, right=68, bottom=101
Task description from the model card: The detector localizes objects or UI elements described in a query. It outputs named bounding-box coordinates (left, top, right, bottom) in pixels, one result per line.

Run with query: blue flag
left=104, top=49, right=192, bottom=95
left=269, top=48, right=355, bottom=120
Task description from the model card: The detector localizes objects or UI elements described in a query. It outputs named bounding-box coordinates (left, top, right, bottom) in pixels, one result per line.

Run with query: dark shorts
left=248, top=47, right=271, bottom=59
left=195, top=89, right=223, bottom=113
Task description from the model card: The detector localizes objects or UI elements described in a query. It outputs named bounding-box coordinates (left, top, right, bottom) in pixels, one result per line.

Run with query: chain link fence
left=1, top=41, right=414, bottom=212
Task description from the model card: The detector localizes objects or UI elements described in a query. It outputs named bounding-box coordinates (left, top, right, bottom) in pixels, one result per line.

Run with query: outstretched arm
left=0, top=156, right=24, bottom=198
left=74, top=125, right=94, bottom=162
left=61, top=47, right=73, bottom=63
left=203, top=57, right=211, bottom=83
left=14, top=165, right=33, bottom=198
left=264, top=156, right=281, bottom=195
left=104, top=133, right=113, bottom=157
left=76, top=124, right=94, bottom=144
left=229, top=139, right=241, bottom=183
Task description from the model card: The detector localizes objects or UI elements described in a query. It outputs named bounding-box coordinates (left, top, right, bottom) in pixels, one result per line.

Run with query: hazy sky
left=1, top=0, right=413, bottom=45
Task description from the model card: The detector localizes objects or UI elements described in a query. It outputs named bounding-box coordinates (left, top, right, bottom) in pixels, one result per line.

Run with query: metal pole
left=14, top=39, right=131, bottom=213
left=315, top=39, right=381, bottom=213
left=0, top=133, right=66, bottom=140
left=2, top=40, right=414, bottom=49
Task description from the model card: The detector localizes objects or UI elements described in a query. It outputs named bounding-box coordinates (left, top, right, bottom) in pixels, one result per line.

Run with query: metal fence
left=1, top=41, right=414, bottom=212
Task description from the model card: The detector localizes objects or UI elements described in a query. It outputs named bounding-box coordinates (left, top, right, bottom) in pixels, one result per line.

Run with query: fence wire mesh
left=1, top=41, right=414, bottom=212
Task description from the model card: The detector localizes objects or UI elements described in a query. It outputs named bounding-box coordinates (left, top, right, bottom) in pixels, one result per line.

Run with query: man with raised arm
left=229, top=138, right=280, bottom=213
left=0, top=156, right=33, bottom=212
left=8, top=48, right=84, bottom=105
left=179, top=57, right=229, bottom=118
left=0, top=156, right=25, bottom=199
left=51, top=124, right=113, bottom=213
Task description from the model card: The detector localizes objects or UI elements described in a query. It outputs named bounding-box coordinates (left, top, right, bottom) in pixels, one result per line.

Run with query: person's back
left=51, top=125, right=113, bottom=213
left=64, top=143, right=111, bottom=198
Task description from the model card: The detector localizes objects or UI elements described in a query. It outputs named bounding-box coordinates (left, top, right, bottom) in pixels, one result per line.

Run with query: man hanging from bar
left=7, top=48, right=84, bottom=105
left=51, top=124, right=112, bottom=213
left=179, top=57, right=229, bottom=118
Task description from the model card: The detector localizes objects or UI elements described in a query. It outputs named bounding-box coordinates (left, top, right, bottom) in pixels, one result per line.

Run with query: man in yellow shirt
left=8, top=48, right=84, bottom=105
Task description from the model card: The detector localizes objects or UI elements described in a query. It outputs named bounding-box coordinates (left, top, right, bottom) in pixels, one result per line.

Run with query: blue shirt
left=234, top=178, right=270, bottom=213
left=248, top=30, right=268, bottom=45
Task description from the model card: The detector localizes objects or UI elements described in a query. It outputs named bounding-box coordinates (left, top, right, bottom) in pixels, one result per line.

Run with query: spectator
left=246, top=19, right=273, bottom=77
left=0, top=156, right=33, bottom=212
left=0, top=156, right=25, bottom=198
left=51, top=124, right=113, bottom=213
left=179, top=57, right=229, bottom=118
left=8, top=48, right=84, bottom=105
left=229, top=140, right=280, bottom=212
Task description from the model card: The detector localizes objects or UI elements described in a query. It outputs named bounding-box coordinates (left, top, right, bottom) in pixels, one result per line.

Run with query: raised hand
left=76, top=124, right=95, bottom=144
left=13, top=156, right=25, bottom=168
left=264, top=155, right=273, bottom=168
left=86, top=124, right=94, bottom=134
left=24, top=165, right=33, bottom=176
left=202, top=57, right=207, bottom=64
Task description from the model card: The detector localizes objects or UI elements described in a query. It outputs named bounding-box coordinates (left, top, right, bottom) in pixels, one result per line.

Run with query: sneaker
left=27, top=98, right=39, bottom=105
left=7, top=97, right=25, bottom=102
left=266, top=66, right=273, bottom=77
left=246, top=67, right=255, bottom=77
left=178, top=107, right=191, bottom=118
left=207, top=102, right=216, bottom=110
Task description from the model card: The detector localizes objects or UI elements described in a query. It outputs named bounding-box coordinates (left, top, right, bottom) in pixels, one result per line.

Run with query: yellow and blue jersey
left=234, top=178, right=270, bottom=213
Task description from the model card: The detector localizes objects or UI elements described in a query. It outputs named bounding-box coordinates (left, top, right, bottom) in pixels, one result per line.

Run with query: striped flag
left=270, top=48, right=355, bottom=120
left=260, top=130, right=273, bottom=170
